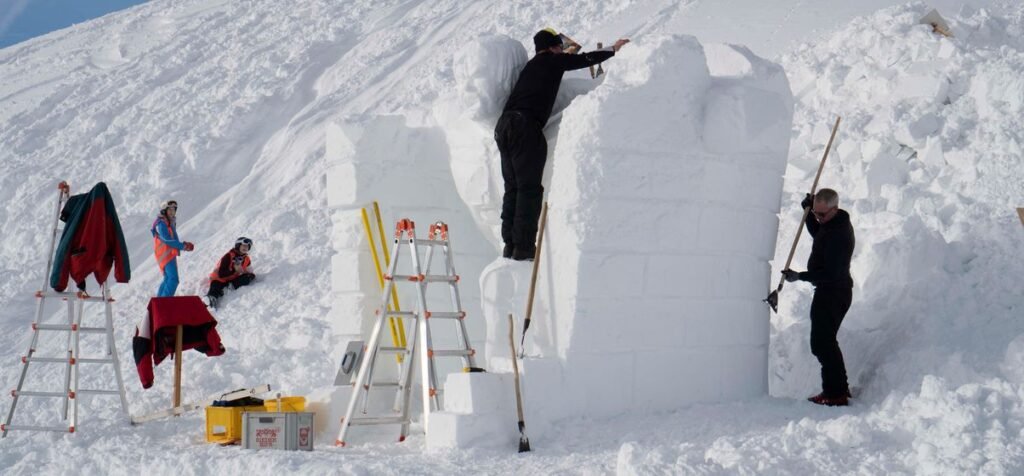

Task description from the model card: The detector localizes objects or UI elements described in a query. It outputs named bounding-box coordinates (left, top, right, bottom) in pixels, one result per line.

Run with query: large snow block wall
left=526, top=36, right=793, bottom=417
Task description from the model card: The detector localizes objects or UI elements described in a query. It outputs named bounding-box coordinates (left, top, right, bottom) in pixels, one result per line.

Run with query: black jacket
left=800, top=209, right=855, bottom=288
left=501, top=49, right=615, bottom=126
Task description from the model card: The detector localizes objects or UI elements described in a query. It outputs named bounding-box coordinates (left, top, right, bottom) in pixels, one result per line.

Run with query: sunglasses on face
left=812, top=207, right=835, bottom=218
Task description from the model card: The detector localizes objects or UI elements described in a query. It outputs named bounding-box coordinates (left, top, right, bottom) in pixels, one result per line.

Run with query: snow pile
left=616, top=4, right=1024, bottom=473
left=771, top=3, right=1024, bottom=401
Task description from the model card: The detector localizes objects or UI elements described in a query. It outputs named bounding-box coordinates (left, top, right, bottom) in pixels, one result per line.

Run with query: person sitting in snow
left=205, top=237, right=256, bottom=308
left=494, top=28, right=629, bottom=261
left=782, top=188, right=855, bottom=407
left=151, top=200, right=194, bottom=297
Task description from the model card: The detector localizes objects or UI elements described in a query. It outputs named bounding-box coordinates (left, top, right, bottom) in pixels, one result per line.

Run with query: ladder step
left=32, top=324, right=107, bottom=333
left=414, top=239, right=449, bottom=247
left=35, top=291, right=110, bottom=302
left=78, top=389, right=121, bottom=396
left=377, top=347, right=410, bottom=354
left=364, top=382, right=401, bottom=388
left=426, top=312, right=465, bottom=319
left=11, top=390, right=67, bottom=398
left=347, top=416, right=408, bottom=426
left=423, top=275, right=459, bottom=283
left=389, top=274, right=459, bottom=283
left=76, top=358, right=115, bottom=364
left=21, top=356, right=72, bottom=364
left=382, top=311, right=416, bottom=317
left=1, top=424, right=73, bottom=433
left=431, top=349, right=473, bottom=358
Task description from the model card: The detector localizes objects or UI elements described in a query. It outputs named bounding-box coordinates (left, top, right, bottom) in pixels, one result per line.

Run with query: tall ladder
left=2, top=182, right=130, bottom=437
left=336, top=219, right=477, bottom=447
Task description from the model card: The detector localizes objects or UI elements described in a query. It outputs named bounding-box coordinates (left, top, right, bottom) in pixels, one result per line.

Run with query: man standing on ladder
left=494, top=28, right=629, bottom=261
left=782, top=188, right=855, bottom=407
left=151, top=200, right=194, bottom=297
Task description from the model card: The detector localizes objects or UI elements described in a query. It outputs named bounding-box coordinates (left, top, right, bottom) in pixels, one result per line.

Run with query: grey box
left=241, top=412, right=314, bottom=451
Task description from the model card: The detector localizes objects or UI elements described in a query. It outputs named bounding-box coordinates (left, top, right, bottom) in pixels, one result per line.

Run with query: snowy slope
left=1, top=0, right=1023, bottom=474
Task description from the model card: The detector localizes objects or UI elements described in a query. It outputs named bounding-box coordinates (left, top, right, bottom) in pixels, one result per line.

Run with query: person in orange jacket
left=205, top=237, right=256, bottom=308
left=151, top=200, right=194, bottom=297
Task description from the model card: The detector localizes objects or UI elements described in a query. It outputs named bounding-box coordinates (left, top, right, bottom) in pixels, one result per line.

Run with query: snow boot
left=807, top=392, right=849, bottom=407
left=205, top=295, right=219, bottom=309
left=503, top=243, right=514, bottom=259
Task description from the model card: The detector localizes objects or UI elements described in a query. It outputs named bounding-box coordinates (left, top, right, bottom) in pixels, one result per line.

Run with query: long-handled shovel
left=765, top=116, right=841, bottom=313
left=509, top=313, right=531, bottom=452
left=519, top=202, right=548, bottom=358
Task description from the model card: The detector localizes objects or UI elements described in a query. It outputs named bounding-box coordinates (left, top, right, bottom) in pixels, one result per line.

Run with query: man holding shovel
left=783, top=188, right=855, bottom=407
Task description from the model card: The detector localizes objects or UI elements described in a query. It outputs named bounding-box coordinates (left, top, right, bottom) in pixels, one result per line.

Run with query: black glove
left=782, top=269, right=801, bottom=283
left=800, top=193, right=813, bottom=210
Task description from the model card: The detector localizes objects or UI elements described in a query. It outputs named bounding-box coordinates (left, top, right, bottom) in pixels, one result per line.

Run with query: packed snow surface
left=1, top=0, right=1023, bottom=474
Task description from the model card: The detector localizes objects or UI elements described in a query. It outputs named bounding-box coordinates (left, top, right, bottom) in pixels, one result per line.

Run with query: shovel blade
left=764, top=291, right=779, bottom=313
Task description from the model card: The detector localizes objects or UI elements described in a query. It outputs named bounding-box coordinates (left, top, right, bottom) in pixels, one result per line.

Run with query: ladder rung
left=364, top=382, right=401, bottom=388
left=21, top=356, right=72, bottom=364
left=32, top=324, right=107, bottom=333
left=381, top=311, right=415, bottom=317
left=414, top=239, right=448, bottom=247
left=1, top=424, right=73, bottom=433
left=426, top=311, right=465, bottom=319
left=430, top=349, right=473, bottom=358
left=34, top=291, right=111, bottom=302
left=347, top=416, right=408, bottom=426
left=388, top=274, right=459, bottom=283
left=377, top=347, right=410, bottom=354
left=76, top=358, right=114, bottom=364
left=422, top=275, right=458, bottom=283
left=11, top=390, right=67, bottom=398
left=78, top=389, right=121, bottom=396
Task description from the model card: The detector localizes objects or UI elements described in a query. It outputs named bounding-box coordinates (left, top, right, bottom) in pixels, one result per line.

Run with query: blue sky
left=0, top=0, right=147, bottom=49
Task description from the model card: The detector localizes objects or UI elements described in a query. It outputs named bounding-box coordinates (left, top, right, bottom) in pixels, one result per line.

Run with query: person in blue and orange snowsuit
left=151, top=200, right=194, bottom=297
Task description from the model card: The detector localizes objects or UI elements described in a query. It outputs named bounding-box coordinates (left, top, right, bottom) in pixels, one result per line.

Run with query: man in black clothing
left=495, top=29, right=629, bottom=260
left=782, top=188, right=855, bottom=407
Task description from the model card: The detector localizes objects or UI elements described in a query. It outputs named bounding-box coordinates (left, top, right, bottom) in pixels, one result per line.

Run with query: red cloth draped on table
left=133, top=296, right=225, bottom=389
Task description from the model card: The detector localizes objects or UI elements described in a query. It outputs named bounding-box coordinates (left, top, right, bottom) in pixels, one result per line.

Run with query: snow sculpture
left=491, top=35, right=794, bottom=422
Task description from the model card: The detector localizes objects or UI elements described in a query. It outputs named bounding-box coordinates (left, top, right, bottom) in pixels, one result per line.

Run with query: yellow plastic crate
left=205, top=405, right=265, bottom=443
left=264, top=396, right=306, bottom=412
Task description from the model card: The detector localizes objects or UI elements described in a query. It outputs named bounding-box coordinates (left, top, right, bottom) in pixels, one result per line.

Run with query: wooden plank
left=173, top=325, right=183, bottom=409
left=130, top=384, right=271, bottom=424
left=1017, top=207, right=1024, bottom=227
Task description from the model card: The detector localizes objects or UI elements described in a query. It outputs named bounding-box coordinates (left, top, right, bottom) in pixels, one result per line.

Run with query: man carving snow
left=782, top=188, right=855, bottom=407
left=494, top=28, right=628, bottom=261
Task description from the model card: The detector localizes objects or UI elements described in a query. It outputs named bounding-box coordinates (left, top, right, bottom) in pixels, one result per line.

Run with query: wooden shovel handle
left=778, top=116, right=841, bottom=285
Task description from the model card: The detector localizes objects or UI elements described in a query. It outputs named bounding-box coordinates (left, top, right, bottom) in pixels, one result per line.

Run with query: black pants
left=495, top=111, right=547, bottom=253
left=207, top=273, right=255, bottom=298
left=809, top=286, right=852, bottom=397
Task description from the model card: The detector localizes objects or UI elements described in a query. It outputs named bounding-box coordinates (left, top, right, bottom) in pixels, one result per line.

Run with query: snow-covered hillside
left=1, top=0, right=1022, bottom=474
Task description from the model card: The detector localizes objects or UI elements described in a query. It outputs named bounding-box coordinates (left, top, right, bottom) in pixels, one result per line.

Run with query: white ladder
left=336, top=219, right=477, bottom=447
left=2, top=182, right=130, bottom=436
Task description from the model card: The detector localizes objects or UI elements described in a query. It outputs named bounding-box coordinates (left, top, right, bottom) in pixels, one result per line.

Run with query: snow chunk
left=451, top=34, right=527, bottom=126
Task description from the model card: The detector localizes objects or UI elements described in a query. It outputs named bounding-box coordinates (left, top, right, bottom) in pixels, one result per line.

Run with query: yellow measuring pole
left=373, top=201, right=407, bottom=348
left=361, top=206, right=404, bottom=363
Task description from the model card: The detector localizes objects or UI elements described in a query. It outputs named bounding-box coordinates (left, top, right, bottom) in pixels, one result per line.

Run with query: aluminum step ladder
left=336, top=219, right=477, bottom=447
left=2, top=182, right=130, bottom=436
